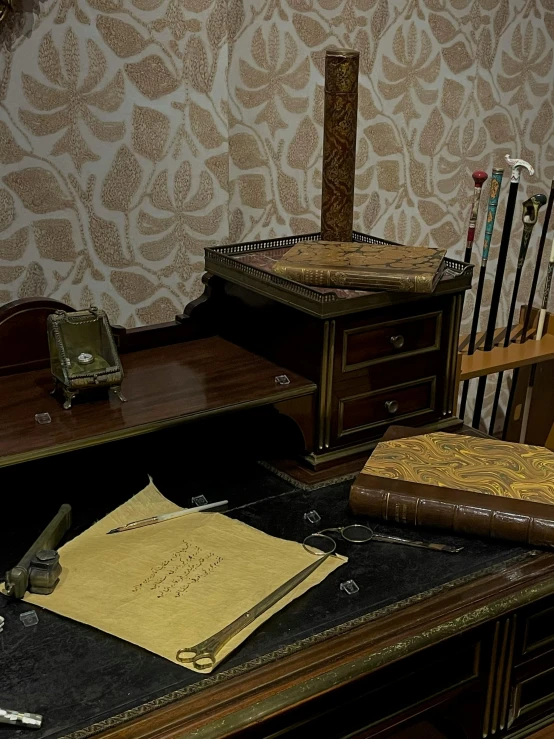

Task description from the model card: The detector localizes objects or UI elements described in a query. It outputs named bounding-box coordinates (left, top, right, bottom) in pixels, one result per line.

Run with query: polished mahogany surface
left=0, top=337, right=316, bottom=467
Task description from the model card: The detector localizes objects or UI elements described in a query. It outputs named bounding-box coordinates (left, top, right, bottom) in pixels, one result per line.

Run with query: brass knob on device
left=390, top=335, right=404, bottom=349
left=385, top=400, right=399, bottom=414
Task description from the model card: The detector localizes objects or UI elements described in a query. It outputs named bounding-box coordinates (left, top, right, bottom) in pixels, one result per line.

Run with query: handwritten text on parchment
left=131, top=541, right=224, bottom=598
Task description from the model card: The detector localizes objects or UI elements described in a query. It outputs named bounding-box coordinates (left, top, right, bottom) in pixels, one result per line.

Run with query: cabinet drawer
left=511, top=659, right=554, bottom=727
left=341, top=311, right=442, bottom=373
left=522, top=604, right=554, bottom=659
left=338, top=376, right=436, bottom=438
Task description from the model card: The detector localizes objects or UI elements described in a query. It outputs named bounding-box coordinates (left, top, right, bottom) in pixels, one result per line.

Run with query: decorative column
left=320, top=49, right=359, bottom=243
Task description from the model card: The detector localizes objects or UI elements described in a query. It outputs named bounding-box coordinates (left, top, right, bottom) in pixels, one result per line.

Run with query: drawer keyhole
left=385, top=400, right=399, bottom=415
left=390, top=335, right=405, bottom=350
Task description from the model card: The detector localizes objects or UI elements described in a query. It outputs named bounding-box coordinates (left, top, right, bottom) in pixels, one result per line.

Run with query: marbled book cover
left=273, top=242, right=446, bottom=293
left=364, top=432, right=554, bottom=506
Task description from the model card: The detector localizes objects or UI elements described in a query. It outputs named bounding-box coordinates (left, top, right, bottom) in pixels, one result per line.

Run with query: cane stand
left=457, top=311, right=554, bottom=445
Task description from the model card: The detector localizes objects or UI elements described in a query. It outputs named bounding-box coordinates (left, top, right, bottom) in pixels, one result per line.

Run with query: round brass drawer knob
left=390, top=335, right=405, bottom=349
left=385, top=400, right=399, bottom=414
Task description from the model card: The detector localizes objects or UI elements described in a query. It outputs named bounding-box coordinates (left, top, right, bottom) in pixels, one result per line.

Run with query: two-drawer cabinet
left=190, top=236, right=471, bottom=468
left=328, top=305, right=448, bottom=449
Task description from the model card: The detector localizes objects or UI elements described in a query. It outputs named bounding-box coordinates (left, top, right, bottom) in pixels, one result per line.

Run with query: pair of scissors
left=303, top=524, right=463, bottom=554
left=176, top=537, right=335, bottom=670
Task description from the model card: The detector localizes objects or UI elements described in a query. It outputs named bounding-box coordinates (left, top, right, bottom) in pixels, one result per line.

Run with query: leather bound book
left=273, top=242, right=447, bottom=293
left=349, top=429, right=554, bottom=547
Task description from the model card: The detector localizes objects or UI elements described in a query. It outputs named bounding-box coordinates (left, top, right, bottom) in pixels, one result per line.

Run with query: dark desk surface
left=0, top=337, right=315, bottom=469
left=0, top=428, right=549, bottom=739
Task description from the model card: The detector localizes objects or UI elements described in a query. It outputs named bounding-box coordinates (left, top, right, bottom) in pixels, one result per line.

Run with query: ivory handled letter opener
left=107, top=500, right=228, bottom=534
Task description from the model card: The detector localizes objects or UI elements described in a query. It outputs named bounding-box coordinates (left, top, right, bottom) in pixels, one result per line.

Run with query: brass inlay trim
left=491, top=617, right=511, bottom=734
left=500, top=615, right=517, bottom=731
left=163, top=574, right=554, bottom=739
left=483, top=620, right=501, bottom=738
left=443, top=293, right=459, bottom=415
left=318, top=321, right=330, bottom=450
left=445, top=294, right=455, bottom=413
left=58, top=550, right=543, bottom=739
left=304, top=438, right=381, bottom=467
left=341, top=311, right=442, bottom=373
left=0, top=384, right=317, bottom=470
left=337, top=376, right=436, bottom=437
left=453, top=293, right=463, bottom=411
left=508, top=714, right=554, bottom=739
left=206, top=240, right=472, bottom=319
left=303, top=416, right=462, bottom=468
left=474, top=640, right=482, bottom=677
left=324, top=319, right=335, bottom=448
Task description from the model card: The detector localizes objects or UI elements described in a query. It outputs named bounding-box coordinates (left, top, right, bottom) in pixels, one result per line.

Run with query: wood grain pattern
left=460, top=335, right=554, bottom=381
left=0, top=337, right=316, bottom=468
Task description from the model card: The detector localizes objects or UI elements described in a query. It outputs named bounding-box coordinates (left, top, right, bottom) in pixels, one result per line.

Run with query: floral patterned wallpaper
left=0, top=0, right=553, bottom=338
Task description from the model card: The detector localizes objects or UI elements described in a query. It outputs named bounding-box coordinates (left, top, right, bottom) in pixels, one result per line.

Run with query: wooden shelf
left=0, top=337, right=316, bottom=469
left=459, top=334, right=554, bottom=381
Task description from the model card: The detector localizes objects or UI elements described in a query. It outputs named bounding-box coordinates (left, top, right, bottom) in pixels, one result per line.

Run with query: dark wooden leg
left=525, top=359, right=554, bottom=445
left=503, top=365, right=532, bottom=442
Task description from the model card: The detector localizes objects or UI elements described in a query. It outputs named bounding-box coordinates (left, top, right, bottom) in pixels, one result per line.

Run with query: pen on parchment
left=107, top=500, right=228, bottom=534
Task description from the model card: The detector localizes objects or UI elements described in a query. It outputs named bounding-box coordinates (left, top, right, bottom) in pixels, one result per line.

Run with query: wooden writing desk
left=2, top=297, right=554, bottom=739
left=2, top=445, right=554, bottom=739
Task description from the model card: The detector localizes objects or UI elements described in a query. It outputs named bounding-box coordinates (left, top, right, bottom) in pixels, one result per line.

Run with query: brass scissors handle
left=176, top=551, right=332, bottom=670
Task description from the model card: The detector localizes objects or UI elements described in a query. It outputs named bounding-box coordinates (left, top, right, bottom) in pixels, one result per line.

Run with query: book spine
left=349, top=483, right=554, bottom=548
left=273, top=265, right=435, bottom=293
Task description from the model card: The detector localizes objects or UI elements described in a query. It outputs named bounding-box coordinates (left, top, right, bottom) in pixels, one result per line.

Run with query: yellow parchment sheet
left=26, top=481, right=345, bottom=672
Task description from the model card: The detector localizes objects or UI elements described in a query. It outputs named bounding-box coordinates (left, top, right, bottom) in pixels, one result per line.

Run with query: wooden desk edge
left=81, top=551, right=554, bottom=739
left=0, top=383, right=317, bottom=470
